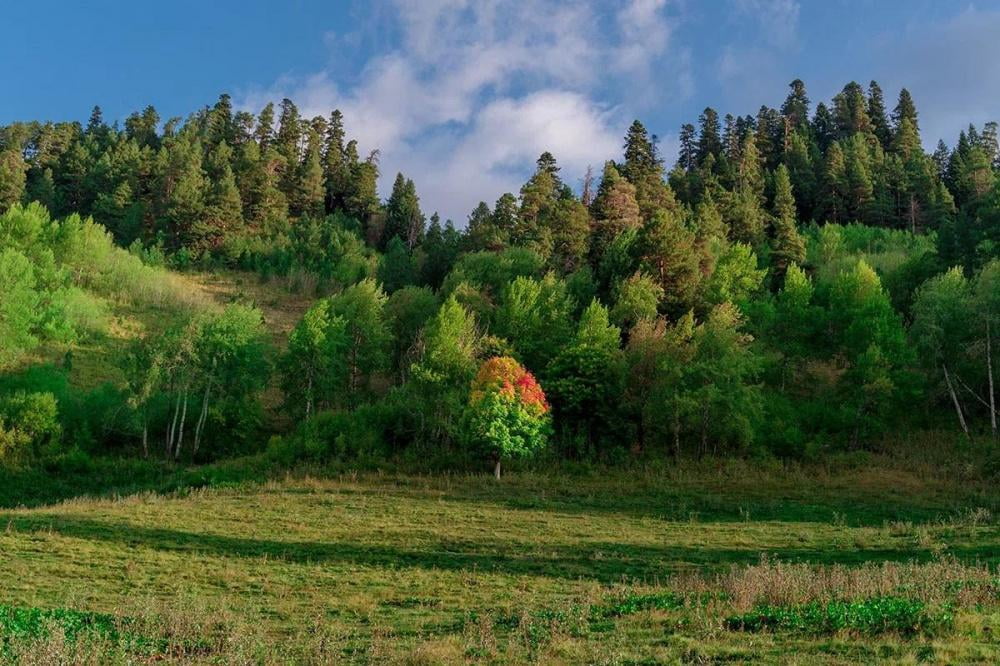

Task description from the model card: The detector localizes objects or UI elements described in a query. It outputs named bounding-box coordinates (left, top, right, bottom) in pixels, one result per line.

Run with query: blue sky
left=3, top=0, right=999, bottom=222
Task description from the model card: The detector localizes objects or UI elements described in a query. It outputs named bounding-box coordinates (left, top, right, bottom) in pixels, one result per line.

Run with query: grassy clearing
left=1, top=452, right=998, bottom=663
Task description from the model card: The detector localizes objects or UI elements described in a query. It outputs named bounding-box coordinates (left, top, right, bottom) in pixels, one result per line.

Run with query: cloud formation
left=240, top=0, right=686, bottom=223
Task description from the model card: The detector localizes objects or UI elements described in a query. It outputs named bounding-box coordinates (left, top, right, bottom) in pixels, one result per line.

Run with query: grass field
left=2, top=446, right=999, bottom=664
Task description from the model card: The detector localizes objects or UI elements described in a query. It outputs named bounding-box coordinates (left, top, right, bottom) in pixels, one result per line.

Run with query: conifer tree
left=590, top=162, right=641, bottom=264
left=275, top=98, right=302, bottom=200
left=677, top=123, right=697, bottom=171
left=199, top=141, right=243, bottom=249
left=892, top=88, right=919, bottom=134
left=780, top=79, right=810, bottom=130
left=548, top=198, right=591, bottom=274
left=295, top=128, right=326, bottom=219
left=637, top=207, right=700, bottom=312
left=697, top=108, right=722, bottom=166
left=254, top=102, right=276, bottom=151
left=770, top=164, right=806, bottom=281
left=867, top=81, right=891, bottom=148
left=0, top=149, right=26, bottom=211
left=323, top=109, right=349, bottom=212
left=812, top=102, right=836, bottom=152
left=209, top=94, right=235, bottom=147
left=845, top=134, right=875, bottom=220
left=383, top=172, right=425, bottom=249
left=821, top=141, right=849, bottom=223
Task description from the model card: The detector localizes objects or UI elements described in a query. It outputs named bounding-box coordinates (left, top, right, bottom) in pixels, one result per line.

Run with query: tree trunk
left=141, top=418, right=148, bottom=459
left=306, top=375, right=313, bottom=419
left=672, top=411, right=681, bottom=460
left=167, top=390, right=181, bottom=456
left=194, top=384, right=211, bottom=456
left=494, top=459, right=501, bottom=480
left=988, top=321, right=997, bottom=437
left=175, top=390, right=189, bottom=460
left=943, top=363, right=970, bottom=438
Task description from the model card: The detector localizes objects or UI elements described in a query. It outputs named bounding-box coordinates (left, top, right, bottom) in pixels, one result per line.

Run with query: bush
left=0, top=391, right=61, bottom=465
left=724, top=597, right=952, bottom=636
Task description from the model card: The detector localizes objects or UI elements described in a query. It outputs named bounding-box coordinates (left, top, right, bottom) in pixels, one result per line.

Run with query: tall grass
left=52, top=213, right=208, bottom=311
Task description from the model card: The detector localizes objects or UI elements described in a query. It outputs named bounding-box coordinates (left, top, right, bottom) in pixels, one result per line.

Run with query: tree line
left=1, top=79, right=999, bottom=473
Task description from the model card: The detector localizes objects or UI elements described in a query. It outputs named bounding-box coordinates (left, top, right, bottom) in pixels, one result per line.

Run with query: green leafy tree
left=494, top=274, right=574, bottom=371
left=911, top=267, right=975, bottom=436
left=327, top=279, right=391, bottom=403
left=610, top=272, right=663, bottom=332
left=409, top=296, right=479, bottom=444
left=828, top=261, right=914, bottom=445
left=0, top=248, right=41, bottom=368
left=384, top=285, right=438, bottom=376
left=282, top=300, right=349, bottom=418
left=545, top=300, right=624, bottom=456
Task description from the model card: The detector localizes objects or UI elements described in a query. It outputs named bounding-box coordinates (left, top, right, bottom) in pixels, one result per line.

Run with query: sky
left=3, top=0, right=999, bottom=223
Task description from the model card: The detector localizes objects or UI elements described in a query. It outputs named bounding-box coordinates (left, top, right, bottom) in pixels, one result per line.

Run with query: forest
left=2, top=76, right=1000, bottom=662
left=1, top=79, right=999, bottom=478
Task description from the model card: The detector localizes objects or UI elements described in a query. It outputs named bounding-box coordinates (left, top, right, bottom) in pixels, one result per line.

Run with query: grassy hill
left=1, top=453, right=998, bottom=663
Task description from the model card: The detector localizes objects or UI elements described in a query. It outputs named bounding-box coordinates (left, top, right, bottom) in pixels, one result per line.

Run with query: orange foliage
left=470, top=356, right=549, bottom=414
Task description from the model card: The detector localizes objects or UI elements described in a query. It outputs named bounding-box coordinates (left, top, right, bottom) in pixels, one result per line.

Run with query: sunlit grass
left=1, top=458, right=998, bottom=663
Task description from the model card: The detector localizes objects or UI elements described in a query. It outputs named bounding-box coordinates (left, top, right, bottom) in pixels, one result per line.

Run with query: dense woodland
left=1, top=79, right=999, bottom=475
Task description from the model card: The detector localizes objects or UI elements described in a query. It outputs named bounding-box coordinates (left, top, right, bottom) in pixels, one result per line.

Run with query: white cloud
left=238, top=0, right=686, bottom=223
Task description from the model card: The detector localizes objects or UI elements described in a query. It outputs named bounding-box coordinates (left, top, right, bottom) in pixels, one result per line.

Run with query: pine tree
left=517, top=154, right=561, bottom=254
left=323, top=109, right=350, bottom=212
left=677, top=123, right=697, bottom=171
left=591, top=162, right=642, bottom=264
left=254, top=102, right=276, bottom=151
left=0, top=149, right=26, bottom=211
left=697, top=108, right=722, bottom=166
left=235, top=141, right=286, bottom=227
left=156, top=134, right=206, bottom=249
left=845, top=133, right=875, bottom=221
left=275, top=98, right=302, bottom=200
left=622, top=121, right=658, bottom=182
left=198, top=141, right=243, bottom=249
left=770, top=164, right=806, bottom=281
left=812, top=102, right=836, bottom=152
left=891, top=117, right=921, bottom=161
left=982, top=121, right=999, bottom=169
left=867, top=81, right=891, bottom=148
left=736, top=133, right=765, bottom=201
left=209, top=94, right=235, bottom=146
left=892, top=88, right=919, bottom=134
left=932, top=140, right=951, bottom=180
left=295, top=127, right=326, bottom=219
left=832, top=82, right=871, bottom=137
left=383, top=173, right=425, bottom=249
left=637, top=207, right=700, bottom=312
left=780, top=79, right=811, bottom=130
left=785, top=131, right=817, bottom=220
left=621, top=120, right=675, bottom=220
left=464, top=201, right=495, bottom=252
left=548, top=198, right=592, bottom=274
left=821, top=141, right=848, bottom=223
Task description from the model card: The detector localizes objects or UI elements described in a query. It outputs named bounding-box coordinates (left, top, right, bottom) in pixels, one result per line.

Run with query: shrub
left=0, top=391, right=61, bottom=466
left=724, top=597, right=952, bottom=636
